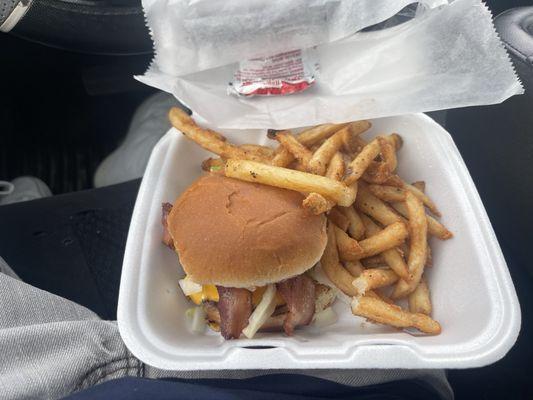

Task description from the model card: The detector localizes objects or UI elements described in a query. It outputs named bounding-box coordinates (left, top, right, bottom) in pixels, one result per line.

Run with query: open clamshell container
left=118, top=113, right=520, bottom=370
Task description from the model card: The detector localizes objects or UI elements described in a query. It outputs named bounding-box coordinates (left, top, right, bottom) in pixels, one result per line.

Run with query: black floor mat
left=0, top=34, right=155, bottom=194
left=0, top=179, right=140, bottom=320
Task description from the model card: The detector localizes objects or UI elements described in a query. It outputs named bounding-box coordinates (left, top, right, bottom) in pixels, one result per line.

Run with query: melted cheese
left=189, top=283, right=219, bottom=305
left=184, top=276, right=284, bottom=307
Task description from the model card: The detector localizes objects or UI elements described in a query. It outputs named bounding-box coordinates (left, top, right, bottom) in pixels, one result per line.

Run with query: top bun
left=167, top=174, right=327, bottom=287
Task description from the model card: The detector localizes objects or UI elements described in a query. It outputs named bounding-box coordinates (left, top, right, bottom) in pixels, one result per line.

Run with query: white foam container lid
left=118, top=113, right=521, bottom=370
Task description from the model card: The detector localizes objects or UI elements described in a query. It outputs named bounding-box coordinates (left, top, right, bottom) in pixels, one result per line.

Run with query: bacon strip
left=161, top=203, right=174, bottom=249
left=205, top=301, right=286, bottom=332
left=216, top=287, right=252, bottom=340
left=277, top=275, right=316, bottom=336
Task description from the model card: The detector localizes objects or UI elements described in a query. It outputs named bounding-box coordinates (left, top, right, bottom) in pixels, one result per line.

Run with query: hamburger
left=161, top=173, right=337, bottom=339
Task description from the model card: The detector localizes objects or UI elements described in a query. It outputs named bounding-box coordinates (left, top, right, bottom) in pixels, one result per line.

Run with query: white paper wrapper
left=138, top=0, right=523, bottom=130
left=143, top=0, right=446, bottom=76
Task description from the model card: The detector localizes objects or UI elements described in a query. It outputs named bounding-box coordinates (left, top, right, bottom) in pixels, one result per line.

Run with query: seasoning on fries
left=408, top=279, right=432, bottom=315
left=339, top=205, right=365, bottom=241
left=361, top=215, right=409, bottom=280
left=352, top=268, right=399, bottom=295
left=325, top=152, right=346, bottom=181
left=351, top=296, right=441, bottom=335
left=321, top=222, right=359, bottom=297
left=268, top=130, right=313, bottom=167
left=328, top=208, right=350, bottom=231
left=225, top=159, right=357, bottom=207
left=392, top=192, right=428, bottom=299
left=344, top=138, right=381, bottom=186
left=308, top=125, right=350, bottom=175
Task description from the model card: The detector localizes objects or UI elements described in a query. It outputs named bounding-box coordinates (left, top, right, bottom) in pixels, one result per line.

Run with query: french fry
left=225, top=160, right=357, bottom=206
left=386, top=133, right=403, bottom=150
left=391, top=201, right=452, bottom=240
left=308, top=126, right=350, bottom=175
left=426, top=244, right=433, bottom=267
left=392, top=192, right=428, bottom=299
left=382, top=174, right=404, bottom=188
left=367, top=185, right=406, bottom=202
left=344, top=138, right=382, bottom=186
left=309, top=143, right=322, bottom=152
left=292, top=159, right=308, bottom=172
left=411, top=181, right=426, bottom=193
left=270, top=147, right=294, bottom=167
left=302, top=192, right=331, bottom=215
left=344, top=260, right=365, bottom=277
left=360, top=133, right=403, bottom=186
left=169, top=107, right=265, bottom=161
left=357, top=221, right=408, bottom=259
left=343, top=260, right=385, bottom=301
left=302, top=193, right=335, bottom=215
left=339, top=212, right=407, bottom=262
left=362, top=161, right=391, bottom=184
left=361, top=215, right=409, bottom=280
left=329, top=208, right=350, bottom=231
left=353, top=137, right=398, bottom=186
left=404, top=182, right=441, bottom=217
left=355, top=184, right=404, bottom=226
left=169, top=107, right=230, bottom=153
left=239, top=144, right=275, bottom=160
left=297, top=123, right=350, bottom=147
left=378, top=135, right=397, bottom=172
left=352, top=268, right=399, bottom=295
left=342, top=133, right=359, bottom=155
left=360, top=255, right=388, bottom=269
left=325, top=152, right=345, bottom=181
left=346, top=136, right=369, bottom=156
left=334, top=224, right=364, bottom=260
left=302, top=152, right=344, bottom=214
left=339, top=206, right=365, bottom=240
left=341, top=121, right=372, bottom=154
left=321, top=223, right=359, bottom=296
left=351, top=120, right=372, bottom=134
left=362, top=135, right=396, bottom=183
left=373, top=290, right=396, bottom=304
left=399, top=242, right=409, bottom=259
left=304, top=151, right=349, bottom=213
left=268, top=130, right=313, bottom=168
left=381, top=248, right=409, bottom=279
left=351, top=295, right=441, bottom=335
left=270, top=123, right=349, bottom=168
left=408, top=279, right=432, bottom=315
left=399, top=241, right=431, bottom=268
left=363, top=290, right=385, bottom=301
left=201, top=157, right=225, bottom=173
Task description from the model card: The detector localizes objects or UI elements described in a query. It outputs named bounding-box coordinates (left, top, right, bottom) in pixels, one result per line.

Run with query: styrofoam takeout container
left=118, top=113, right=520, bottom=370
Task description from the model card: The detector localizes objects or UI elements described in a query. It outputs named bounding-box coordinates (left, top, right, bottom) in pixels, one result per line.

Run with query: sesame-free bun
left=167, top=174, right=327, bottom=287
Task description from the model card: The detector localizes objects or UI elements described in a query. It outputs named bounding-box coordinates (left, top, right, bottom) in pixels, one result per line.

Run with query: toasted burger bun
left=167, top=174, right=327, bottom=287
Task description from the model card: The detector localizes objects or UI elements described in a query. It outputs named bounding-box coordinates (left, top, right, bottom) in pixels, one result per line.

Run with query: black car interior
left=1, top=1, right=532, bottom=398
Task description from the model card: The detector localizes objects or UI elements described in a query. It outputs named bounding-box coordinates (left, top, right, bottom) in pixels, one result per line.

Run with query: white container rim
left=118, top=113, right=521, bottom=370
